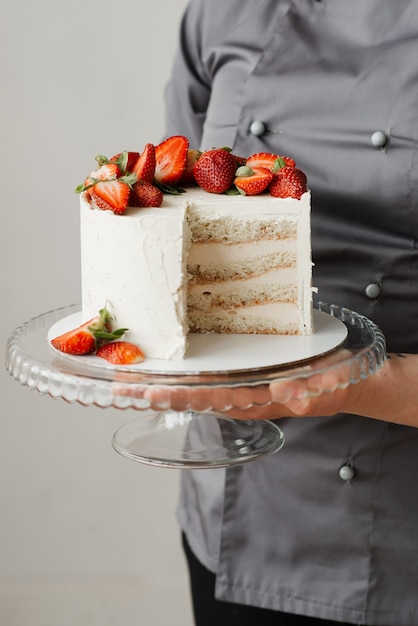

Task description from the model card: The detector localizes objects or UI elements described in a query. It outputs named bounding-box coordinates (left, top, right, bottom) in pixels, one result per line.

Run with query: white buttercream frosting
left=80, top=187, right=313, bottom=360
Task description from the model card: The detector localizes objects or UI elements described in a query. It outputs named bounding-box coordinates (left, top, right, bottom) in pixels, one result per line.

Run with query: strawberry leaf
left=155, top=182, right=186, bottom=195
left=272, top=157, right=287, bottom=172
left=95, top=154, right=110, bottom=166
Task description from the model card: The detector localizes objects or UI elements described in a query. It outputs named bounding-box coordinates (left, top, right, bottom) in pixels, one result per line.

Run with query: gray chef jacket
left=164, top=1, right=418, bottom=624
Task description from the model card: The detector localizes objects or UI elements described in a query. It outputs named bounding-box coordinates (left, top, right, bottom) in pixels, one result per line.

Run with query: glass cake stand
left=5, top=302, right=386, bottom=469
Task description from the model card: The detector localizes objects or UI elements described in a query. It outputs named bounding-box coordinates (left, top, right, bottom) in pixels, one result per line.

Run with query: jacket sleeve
left=163, top=0, right=211, bottom=148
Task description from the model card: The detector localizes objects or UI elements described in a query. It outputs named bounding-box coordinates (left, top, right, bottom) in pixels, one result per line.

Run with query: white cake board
left=48, top=309, right=347, bottom=375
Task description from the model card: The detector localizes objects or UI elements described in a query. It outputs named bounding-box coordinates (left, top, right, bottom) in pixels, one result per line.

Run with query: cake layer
left=189, top=302, right=302, bottom=334
left=188, top=281, right=298, bottom=310
left=188, top=211, right=298, bottom=243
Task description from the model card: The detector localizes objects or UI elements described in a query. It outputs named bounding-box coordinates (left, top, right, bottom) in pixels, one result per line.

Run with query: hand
left=124, top=348, right=361, bottom=419
left=113, top=353, right=418, bottom=427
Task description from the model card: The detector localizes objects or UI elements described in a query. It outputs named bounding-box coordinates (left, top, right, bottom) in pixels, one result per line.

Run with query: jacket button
left=371, top=130, right=388, bottom=148
left=250, top=121, right=266, bottom=136
left=365, top=282, right=381, bottom=299
left=339, top=465, right=355, bottom=482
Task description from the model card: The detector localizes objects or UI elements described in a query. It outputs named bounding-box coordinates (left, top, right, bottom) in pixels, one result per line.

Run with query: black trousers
left=182, top=533, right=362, bottom=626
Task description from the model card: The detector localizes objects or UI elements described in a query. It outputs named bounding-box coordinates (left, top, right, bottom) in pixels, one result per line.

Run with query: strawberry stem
left=272, top=157, right=287, bottom=172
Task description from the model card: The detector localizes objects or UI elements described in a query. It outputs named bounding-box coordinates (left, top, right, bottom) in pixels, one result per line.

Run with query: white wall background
left=1, top=1, right=193, bottom=624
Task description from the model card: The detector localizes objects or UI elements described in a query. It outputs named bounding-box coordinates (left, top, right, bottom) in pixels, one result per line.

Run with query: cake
left=80, top=195, right=313, bottom=360
left=75, top=137, right=313, bottom=362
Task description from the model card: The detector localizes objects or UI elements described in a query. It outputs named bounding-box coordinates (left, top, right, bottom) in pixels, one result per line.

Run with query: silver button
left=250, top=121, right=266, bottom=136
left=339, top=465, right=355, bottom=482
left=365, top=282, right=381, bottom=299
left=371, top=130, right=388, bottom=148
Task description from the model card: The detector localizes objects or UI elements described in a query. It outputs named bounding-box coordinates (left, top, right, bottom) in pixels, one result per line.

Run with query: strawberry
left=79, top=162, right=121, bottom=192
left=90, top=178, right=132, bottom=214
left=234, top=166, right=274, bottom=196
left=246, top=153, right=296, bottom=172
left=96, top=341, right=145, bottom=365
left=269, top=166, right=308, bottom=199
left=278, top=155, right=296, bottom=168
left=232, top=154, right=247, bottom=167
left=193, top=148, right=237, bottom=194
left=246, top=152, right=279, bottom=172
left=109, top=151, right=140, bottom=174
left=178, top=148, right=201, bottom=186
left=130, top=180, right=163, bottom=207
left=131, top=143, right=156, bottom=184
left=154, top=135, right=189, bottom=185
left=51, top=308, right=127, bottom=355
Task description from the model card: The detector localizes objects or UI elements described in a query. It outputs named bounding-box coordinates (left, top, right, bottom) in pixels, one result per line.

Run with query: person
left=158, top=1, right=418, bottom=624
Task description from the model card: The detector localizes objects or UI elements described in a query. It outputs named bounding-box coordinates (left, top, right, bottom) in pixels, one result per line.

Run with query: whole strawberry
left=269, top=167, right=307, bottom=199
left=130, top=180, right=163, bottom=207
left=193, top=148, right=237, bottom=194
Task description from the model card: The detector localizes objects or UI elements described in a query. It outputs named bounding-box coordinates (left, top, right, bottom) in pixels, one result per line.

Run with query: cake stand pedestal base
left=112, top=410, right=284, bottom=469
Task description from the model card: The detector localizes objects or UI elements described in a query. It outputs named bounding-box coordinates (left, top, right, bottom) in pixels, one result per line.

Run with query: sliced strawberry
left=246, top=153, right=296, bottom=172
left=193, top=148, right=237, bottom=194
left=96, top=341, right=145, bottom=365
left=77, top=162, right=121, bottom=193
left=131, top=143, right=156, bottom=184
left=278, top=155, right=296, bottom=168
left=109, top=151, right=140, bottom=174
left=269, top=166, right=307, bottom=199
left=90, top=179, right=132, bottom=214
left=234, top=166, right=274, bottom=196
left=154, top=135, right=189, bottom=185
left=90, top=162, right=121, bottom=180
left=51, top=308, right=127, bottom=355
left=178, top=148, right=201, bottom=186
left=246, top=152, right=279, bottom=172
left=130, top=180, right=163, bottom=207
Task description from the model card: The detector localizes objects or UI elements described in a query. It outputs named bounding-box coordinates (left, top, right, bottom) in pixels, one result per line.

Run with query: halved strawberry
left=130, top=180, right=163, bottom=207
left=90, top=178, right=133, bottom=214
left=90, top=162, right=121, bottom=180
left=277, top=156, right=296, bottom=168
left=77, top=162, right=121, bottom=193
left=109, top=151, right=140, bottom=174
left=131, top=143, right=156, bottom=184
left=246, top=152, right=279, bottom=172
left=269, top=166, right=307, bottom=199
left=154, top=135, right=189, bottom=185
left=193, top=147, right=237, bottom=194
left=178, top=148, right=201, bottom=186
left=51, top=308, right=127, bottom=355
left=234, top=166, right=274, bottom=196
left=246, top=153, right=296, bottom=172
left=96, top=341, right=145, bottom=365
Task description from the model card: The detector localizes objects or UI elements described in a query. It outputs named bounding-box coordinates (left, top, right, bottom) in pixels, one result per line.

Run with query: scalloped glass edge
left=5, top=302, right=387, bottom=412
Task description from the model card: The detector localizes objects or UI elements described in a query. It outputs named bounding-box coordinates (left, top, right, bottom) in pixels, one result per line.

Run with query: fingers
left=142, top=384, right=271, bottom=414
left=111, top=350, right=361, bottom=419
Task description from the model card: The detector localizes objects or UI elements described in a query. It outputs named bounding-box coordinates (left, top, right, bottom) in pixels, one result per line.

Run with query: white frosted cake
left=80, top=187, right=313, bottom=360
